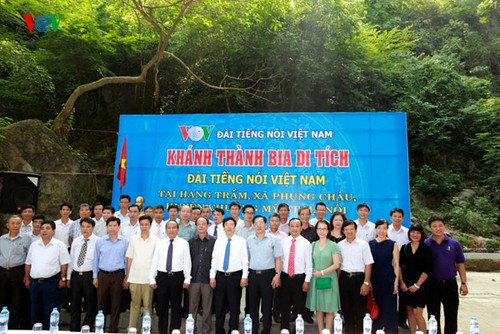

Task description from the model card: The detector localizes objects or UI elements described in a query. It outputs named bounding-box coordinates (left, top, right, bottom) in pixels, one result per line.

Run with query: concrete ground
left=60, top=271, right=500, bottom=333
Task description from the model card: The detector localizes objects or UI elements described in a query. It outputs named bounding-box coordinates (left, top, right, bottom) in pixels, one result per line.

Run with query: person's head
left=288, top=218, right=302, bottom=238
left=314, top=202, right=327, bottom=220
left=144, top=206, right=154, bottom=217
left=242, top=205, right=255, bottom=223
left=252, top=215, right=267, bottom=234
left=342, top=220, right=357, bottom=241
left=195, top=217, right=209, bottom=235
left=139, top=215, right=152, bottom=233
left=32, top=214, right=45, bottom=235
left=390, top=208, right=404, bottom=226
left=167, top=204, right=179, bottom=221
left=128, top=204, right=140, bottom=222
left=119, top=195, right=131, bottom=211
left=223, top=217, right=237, bottom=237
left=165, top=220, right=179, bottom=239
left=135, top=196, right=145, bottom=209
left=93, top=202, right=104, bottom=219
left=356, top=203, right=370, bottom=220
left=179, top=205, right=191, bottom=222
left=268, top=213, right=281, bottom=232
left=428, top=215, right=446, bottom=238
left=106, top=216, right=121, bottom=236
left=213, top=208, right=224, bottom=224
left=6, top=215, right=22, bottom=235
left=80, top=217, right=95, bottom=238
left=298, top=206, right=311, bottom=224
left=191, top=206, right=201, bottom=222
left=59, top=202, right=73, bottom=218
left=201, top=206, right=212, bottom=220
left=40, top=220, right=56, bottom=239
left=315, top=220, right=331, bottom=239
left=277, top=203, right=290, bottom=222
left=229, top=202, right=241, bottom=219
left=79, top=203, right=91, bottom=219
left=153, top=205, right=165, bottom=222
left=20, top=205, right=35, bottom=222
left=375, top=218, right=389, bottom=238
left=408, top=223, right=426, bottom=243
left=103, top=205, right=115, bottom=222
left=330, top=212, right=346, bottom=230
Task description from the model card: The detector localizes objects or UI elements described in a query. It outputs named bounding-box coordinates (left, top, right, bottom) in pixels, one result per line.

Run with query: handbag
left=316, top=276, right=332, bottom=289
left=313, top=241, right=332, bottom=290
left=366, top=289, right=379, bottom=320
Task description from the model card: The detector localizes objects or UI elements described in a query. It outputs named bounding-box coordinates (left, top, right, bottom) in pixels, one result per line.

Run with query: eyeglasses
left=243, top=212, right=255, bottom=214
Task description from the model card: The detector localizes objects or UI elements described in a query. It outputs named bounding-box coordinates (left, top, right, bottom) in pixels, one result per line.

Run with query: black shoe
left=399, top=322, right=409, bottom=329
left=303, top=314, right=314, bottom=324
left=273, top=314, right=281, bottom=323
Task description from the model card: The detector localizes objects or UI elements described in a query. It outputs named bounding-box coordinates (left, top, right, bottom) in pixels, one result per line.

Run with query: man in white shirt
left=150, top=220, right=191, bottom=334
left=279, top=218, right=312, bottom=332
left=114, top=194, right=131, bottom=225
left=120, top=204, right=141, bottom=240
left=338, top=220, right=374, bottom=334
left=210, top=217, right=249, bottom=334
left=150, top=205, right=166, bottom=239
left=236, top=204, right=255, bottom=239
left=125, top=215, right=159, bottom=329
left=354, top=203, right=376, bottom=242
left=201, top=205, right=214, bottom=225
left=54, top=202, right=74, bottom=248
left=24, top=220, right=70, bottom=329
left=207, top=208, right=225, bottom=238
left=19, top=205, right=35, bottom=236
left=229, top=201, right=245, bottom=227
left=92, top=202, right=107, bottom=237
left=68, top=203, right=92, bottom=246
left=277, top=203, right=290, bottom=235
left=66, top=218, right=100, bottom=331
left=309, top=202, right=327, bottom=226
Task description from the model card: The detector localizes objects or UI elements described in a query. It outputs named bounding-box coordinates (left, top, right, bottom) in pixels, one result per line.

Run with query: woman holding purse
left=306, top=220, right=341, bottom=333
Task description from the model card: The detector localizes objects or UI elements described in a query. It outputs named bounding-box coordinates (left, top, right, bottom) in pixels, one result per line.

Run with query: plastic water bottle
left=49, top=308, right=59, bottom=334
left=333, top=313, right=342, bottom=333
left=363, top=313, right=372, bottom=334
left=95, top=310, right=105, bottom=334
left=129, top=328, right=137, bottom=334
left=80, top=325, right=90, bottom=334
left=280, top=330, right=290, bottom=334
left=244, top=314, right=252, bottom=334
left=171, top=330, right=181, bottom=334
left=185, top=313, right=194, bottom=334
left=376, top=330, right=385, bottom=334
left=143, top=312, right=152, bottom=334
left=469, top=316, right=479, bottom=334
left=321, top=330, right=331, bottom=334
left=295, top=314, right=304, bottom=334
left=0, top=307, right=9, bottom=334
left=428, top=315, right=438, bottom=334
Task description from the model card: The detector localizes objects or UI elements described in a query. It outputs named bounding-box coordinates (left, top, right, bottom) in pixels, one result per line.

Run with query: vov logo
left=179, top=125, right=214, bottom=142
left=22, top=14, right=63, bottom=32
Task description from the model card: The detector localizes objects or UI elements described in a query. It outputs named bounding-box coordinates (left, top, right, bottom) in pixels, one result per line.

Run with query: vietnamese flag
left=116, top=136, right=127, bottom=189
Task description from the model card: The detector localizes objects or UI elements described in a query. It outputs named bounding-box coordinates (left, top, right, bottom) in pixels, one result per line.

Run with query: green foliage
left=454, top=235, right=470, bottom=248
left=485, top=239, right=500, bottom=252
left=444, top=196, right=500, bottom=237
left=413, top=165, right=462, bottom=204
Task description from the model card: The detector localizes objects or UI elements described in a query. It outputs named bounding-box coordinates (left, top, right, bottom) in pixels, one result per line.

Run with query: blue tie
left=166, top=239, right=173, bottom=272
left=223, top=238, right=231, bottom=271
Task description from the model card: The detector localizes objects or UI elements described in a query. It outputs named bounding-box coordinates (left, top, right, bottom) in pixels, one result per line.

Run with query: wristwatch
left=461, top=282, right=467, bottom=286
left=363, top=281, right=370, bottom=286
left=60, top=277, right=67, bottom=281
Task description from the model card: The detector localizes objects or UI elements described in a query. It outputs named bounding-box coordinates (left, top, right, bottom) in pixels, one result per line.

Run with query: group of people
left=0, top=196, right=468, bottom=334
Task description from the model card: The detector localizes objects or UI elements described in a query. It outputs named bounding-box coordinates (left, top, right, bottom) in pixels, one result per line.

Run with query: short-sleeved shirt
left=26, top=237, right=70, bottom=278
left=247, top=233, right=283, bottom=270
left=126, top=234, right=159, bottom=284
left=338, top=237, right=374, bottom=273
left=0, top=233, right=32, bottom=268
left=178, top=221, right=197, bottom=241
left=388, top=225, right=409, bottom=250
left=424, top=235, right=465, bottom=279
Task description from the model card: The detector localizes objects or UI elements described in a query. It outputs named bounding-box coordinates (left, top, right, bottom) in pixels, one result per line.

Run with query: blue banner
left=112, top=112, right=410, bottom=225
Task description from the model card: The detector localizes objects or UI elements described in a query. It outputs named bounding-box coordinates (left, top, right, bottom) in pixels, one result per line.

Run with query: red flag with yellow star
left=116, top=136, right=127, bottom=189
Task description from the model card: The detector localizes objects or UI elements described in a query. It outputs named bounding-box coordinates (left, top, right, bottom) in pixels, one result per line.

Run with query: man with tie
left=280, top=218, right=312, bottom=332
left=210, top=217, right=249, bottom=334
left=207, top=208, right=225, bottom=238
left=67, top=217, right=100, bottom=331
left=149, top=220, right=191, bottom=334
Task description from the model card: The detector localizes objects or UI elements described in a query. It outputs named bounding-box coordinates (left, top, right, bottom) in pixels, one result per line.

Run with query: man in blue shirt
left=246, top=215, right=282, bottom=334
left=93, top=216, right=128, bottom=333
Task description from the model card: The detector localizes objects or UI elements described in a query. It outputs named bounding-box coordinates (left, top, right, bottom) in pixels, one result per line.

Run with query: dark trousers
left=427, top=279, right=459, bottom=334
left=248, top=270, right=274, bottom=334
left=280, top=273, right=306, bottom=331
left=339, top=273, right=366, bottom=334
left=398, top=288, right=407, bottom=326
left=70, top=271, right=98, bottom=331
left=272, top=286, right=281, bottom=319
left=215, top=270, right=242, bottom=334
left=97, top=270, right=125, bottom=333
left=0, top=266, right=30, bottom=329
left=157, top=271, right=184, bottom=334
left=30, top=274, right=61, bottom=330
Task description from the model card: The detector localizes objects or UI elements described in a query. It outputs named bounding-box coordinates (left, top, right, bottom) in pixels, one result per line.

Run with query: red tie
left=288, top=238, right=296, bottom=276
